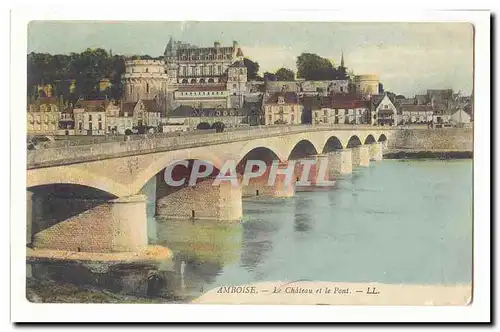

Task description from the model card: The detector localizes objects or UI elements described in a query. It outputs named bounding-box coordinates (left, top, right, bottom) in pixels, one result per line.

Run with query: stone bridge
left=26, top=125, right=395, bottom=256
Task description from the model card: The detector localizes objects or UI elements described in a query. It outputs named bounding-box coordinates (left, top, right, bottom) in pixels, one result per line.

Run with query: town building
left=309, top=94, right=370, bottom=125
left=73, top=99, right=109, bottom=135
left=370, top=93, right=398, bottom=126
left=450, top=109, right=471, bottom=126
left=106, top=99, right=163, bottom=134
left=58, top=106, right=75, bottom=135
left=399, top=105, right=434, bottom=124
left=164, top=105, right=251, bottom=129
left=27, top=97, right=61, bottom=135
left=263, top=92, right=303, bottom=125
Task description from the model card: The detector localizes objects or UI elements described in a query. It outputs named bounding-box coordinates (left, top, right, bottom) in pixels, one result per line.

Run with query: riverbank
left=383, top=149, right=473, bottom=159
left=26, top=278, right=172, bottom=303
left=192, top=281, right=472, bottom=306
left=26, top=245, right=172, bottom=264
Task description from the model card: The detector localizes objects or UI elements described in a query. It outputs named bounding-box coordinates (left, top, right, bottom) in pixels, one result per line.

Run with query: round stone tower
left=122, top=60, right=169, bottom=102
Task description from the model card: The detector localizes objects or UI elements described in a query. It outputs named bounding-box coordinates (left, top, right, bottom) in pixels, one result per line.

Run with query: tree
left=211, top=122, right=225, bottom=133
left=275, top=68, right=295, bottom=81
left=263, top=72, right=277, bottom=82
left=125, top=129, right=133, bottom=135
left=296, top=53, right=335, bottom=80
left=243, top=58, right=260, bottom=81
left=197, top=122, right=211, bottom=130
left=296, top=53, right=347, bottom=80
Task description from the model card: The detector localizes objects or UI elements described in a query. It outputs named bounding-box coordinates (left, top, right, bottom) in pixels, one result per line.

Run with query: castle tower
left=164, top=37, right=179, bottom=85
left=227, top=49, right=247, bottom=108
left=121, top=59, right=169, bottom=102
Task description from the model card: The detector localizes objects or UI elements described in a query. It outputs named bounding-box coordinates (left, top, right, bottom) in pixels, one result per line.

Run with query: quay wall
left=387, top=128, right=473, bottom=152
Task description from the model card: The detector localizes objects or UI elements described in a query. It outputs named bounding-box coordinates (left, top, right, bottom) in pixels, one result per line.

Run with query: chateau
left=121, top=38, right=248, bottom=111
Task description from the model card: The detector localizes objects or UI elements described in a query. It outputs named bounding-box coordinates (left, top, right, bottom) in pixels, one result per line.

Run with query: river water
left=28, top=159, right=473, bottom=302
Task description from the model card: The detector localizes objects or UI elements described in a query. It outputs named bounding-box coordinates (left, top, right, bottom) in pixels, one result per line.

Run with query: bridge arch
left=378, top=134, right=388, bottom=142
left=288, top=139, right=319, bottom=160
left=27, top=167, right=130, bottom=198
left=131, top=149, right=226, bottom=196
left=236, top=146, right=283, bottom=174
left=346, top=135, right=363, bottom=148
left=322, top=136, right=344, bottom=153
left=364, top=134, right=376, bottom=145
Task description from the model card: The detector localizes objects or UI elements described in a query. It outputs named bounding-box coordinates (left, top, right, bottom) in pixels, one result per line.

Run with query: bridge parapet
left=27, top=125, right=395, bottom=169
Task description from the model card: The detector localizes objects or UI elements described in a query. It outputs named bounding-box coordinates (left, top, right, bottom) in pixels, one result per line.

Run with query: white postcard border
left=10, top=5, right=490, bottom=323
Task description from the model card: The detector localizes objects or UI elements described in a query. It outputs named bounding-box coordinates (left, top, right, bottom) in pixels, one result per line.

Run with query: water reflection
left=27, top=160, right=473, bottom=303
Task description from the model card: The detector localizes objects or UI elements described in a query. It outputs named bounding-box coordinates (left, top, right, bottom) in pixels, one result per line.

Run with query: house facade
left=371, top=94, right=398, bottom=126
left=27, top=97, right=61, bottom=135
left=400, top=105, right=434, bottom=124
left=264, top=92, right=303, bottom=125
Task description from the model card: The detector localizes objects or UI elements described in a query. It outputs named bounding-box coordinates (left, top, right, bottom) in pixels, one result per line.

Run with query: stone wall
left=156, top=176, right=242, bottom=221
left=31, top=195, right=148, bottom=253
left=388, top=128, right=473, bottom=151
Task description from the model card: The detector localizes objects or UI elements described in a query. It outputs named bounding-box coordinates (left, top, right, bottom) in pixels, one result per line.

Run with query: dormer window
left=278, top=96, right=285, bottom=104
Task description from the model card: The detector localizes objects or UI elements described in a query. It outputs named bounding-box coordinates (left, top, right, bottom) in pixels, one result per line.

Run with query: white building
left=451, top=109, right=471, bottom=125
left=400, top=105, right=434, bottom=124
left=371, top=94, right=398, bottom=126
left=264, top=92, right=303, bottom=125
left=72, top=99, right=116, bottom=135
left=310, top=96, right=370, bottom=125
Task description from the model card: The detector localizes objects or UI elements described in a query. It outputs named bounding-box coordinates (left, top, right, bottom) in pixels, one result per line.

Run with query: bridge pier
left=26, top=190, right=34, bottom=245
left=352, top=145, right=370, bottom=167
left=327, top=150, right=353, bottom=175
left=243, top=172, right=295, bottom=198
left=156, top=173, right=242, bottom=221
left=31, top=194, right=148, bottom=253
left=369, top=142, right=383, bottom=161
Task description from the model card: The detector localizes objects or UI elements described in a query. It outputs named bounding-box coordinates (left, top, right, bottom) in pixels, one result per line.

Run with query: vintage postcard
left=11, top=7, right=490, bottom=323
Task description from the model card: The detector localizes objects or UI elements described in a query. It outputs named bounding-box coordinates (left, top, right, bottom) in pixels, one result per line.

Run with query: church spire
left=341, top=51, right=345, bottom=68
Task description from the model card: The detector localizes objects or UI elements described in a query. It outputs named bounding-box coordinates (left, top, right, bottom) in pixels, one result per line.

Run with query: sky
left=27, top=21, right=474, bottom=97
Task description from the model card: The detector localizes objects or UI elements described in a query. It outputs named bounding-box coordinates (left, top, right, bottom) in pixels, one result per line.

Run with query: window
left=279, top=106, right=284, bottom=113
left=233, top=84, right=236, bottom=89
left=89, top=114, right=92, bottom=121
left=324, top=109, right=327, bottom=116
left=268, top=115, right=272, bottom=123
left=98, top=114, right=102, bottom=121
left=218, top=65, right=222, bottom=74
left=239, top=69, right=244, bottom=75
left=335, top=109, right=339, bottom=115
left=146, top=83, right=149, bottom=94
left=78, top=122, right=82, bottom=130
left=291, top=114, right=295, bottom=123
left=145, top=68, right=149, bottom=73
left=384, top=105, right=389, bottom=109
left=209, top=66, right=213, bottom=75
left=340, top=87, right=343, bottom=92
left=182, top=67, right=187, bottom=76
left=98, top=122, right=102, bottom=130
